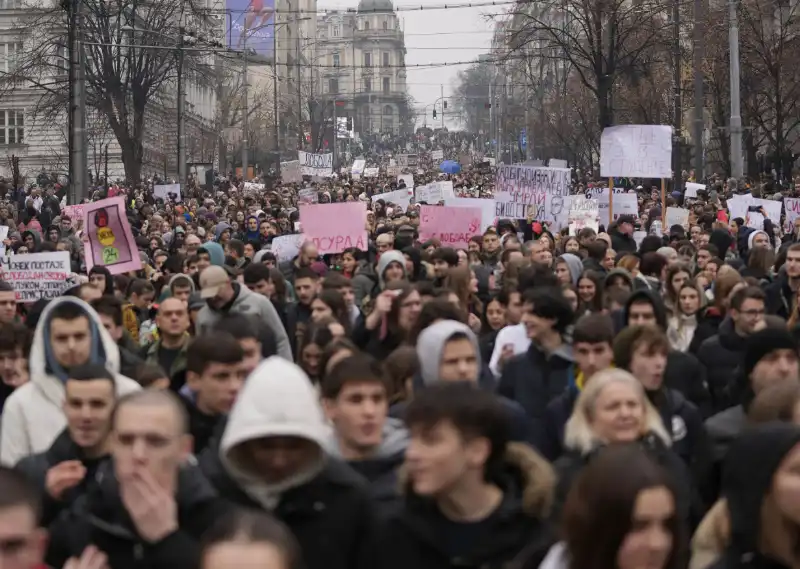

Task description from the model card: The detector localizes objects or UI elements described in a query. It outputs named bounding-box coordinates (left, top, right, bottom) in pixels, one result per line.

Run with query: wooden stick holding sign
left=661, top=178, right=666, bottom=226
left=608, top=178, right=614, bottom=224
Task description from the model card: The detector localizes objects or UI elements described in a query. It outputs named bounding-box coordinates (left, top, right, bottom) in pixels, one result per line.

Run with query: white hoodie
left=220, top=356, right=329, bottom=510
left=1, top=297, right=140, bottom=466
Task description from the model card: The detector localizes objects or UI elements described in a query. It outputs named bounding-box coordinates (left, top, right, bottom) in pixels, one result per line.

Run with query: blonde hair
left=564, top=369, right=671, bottom=454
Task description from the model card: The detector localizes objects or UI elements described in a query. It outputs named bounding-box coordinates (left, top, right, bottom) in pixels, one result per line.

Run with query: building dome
left=357, top=0, right=394, bottom=13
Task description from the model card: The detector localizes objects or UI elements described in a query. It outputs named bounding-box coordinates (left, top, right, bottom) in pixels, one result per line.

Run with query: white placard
left=243, top=182, right=265, bottom=192
left=372, top=189, right=412, bottom=210
left=549, top=158, right=568, bottom=168
left=569, top=197, right=599, bottom=235
left=351, top=159, right=366, bottom=176
left=398, top=174, right=414, bottom=189
left=685, top=182, right=705, bottom=198
left=493, top=165, right=571, bottom=229
left=363, top=168, right=379, bottom=178
left=153, top=183, right=181, bottom=202
left=271, top=234, right=305, bottom=262
left=281, top=161, right=302, bottom=183
left=633, top=231, right=647, bottom=249
left=299, top=151, right=333, bottom=176
left=786, top=198, right=800, bottom=229
left=600, top=125, right=673, bottom=178
left=727, top=194, right=782, bottom=229
left=586, top=188, right=639, bottom=226
left=431, top=150, right=444, bottom=160
left=665, top=207, right=689, bottom=229
left=1, top=251, right=71, bottom=302
left=416, top=181, right=454, bottom=204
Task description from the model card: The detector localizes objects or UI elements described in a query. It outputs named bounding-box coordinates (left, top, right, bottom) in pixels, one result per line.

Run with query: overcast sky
left=318, top=0, right=496, bottom=130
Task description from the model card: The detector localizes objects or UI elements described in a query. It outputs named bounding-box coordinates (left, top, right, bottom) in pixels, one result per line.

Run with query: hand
left=121, top=471, right=178, bottom=543
left=374, top=290, right=396, bottom=315
left=498, top=344, right=515, bottom=372
left=46, top=460, right=86, bottom=501
left=62, top=545, right=109, bottom=569
left=467, top=312, right=482, bottom=333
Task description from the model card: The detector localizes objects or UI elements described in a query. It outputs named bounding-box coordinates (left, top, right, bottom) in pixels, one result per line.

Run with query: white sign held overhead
left=431, top=150, right=444, bottom=160
left=727, top=194, right=783, bottom=230
left=298, top=151, right=333, bottom=176
left=684, top=182, right=705, bottom=198
left=243, top=182, right=265, bottom=192
left=153, top=184, right=182, bottom=202
left=363, top=168, right=379, bottom=178
left=600, top=125, right=673, bottom=178
left=568, top=197, right=599, bottom=236
left=443, top=197, right=497, bottom=232
left=589, top=188, right=638, bottom=226
left=416, top=181, right=454, bottom=204
left=493, top=165, right=571, bottom=229
left=351, top=159, right=366, bottom=176
left=665, top=207, right=690, bottom=229
left=1, top=252, right=71, bottom=302
left=372, top=189, right=412, bottom=211
left=281, top=161, right=302, bottom=183
left=271, top=234, right=306, bottom=262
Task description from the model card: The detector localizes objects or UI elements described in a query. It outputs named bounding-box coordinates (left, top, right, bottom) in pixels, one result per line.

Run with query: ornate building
left=316, top=0, right=409, bottom=135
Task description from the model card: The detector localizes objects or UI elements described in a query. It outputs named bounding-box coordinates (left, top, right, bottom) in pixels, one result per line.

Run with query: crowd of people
left=1, top=149, right=800, bottom=569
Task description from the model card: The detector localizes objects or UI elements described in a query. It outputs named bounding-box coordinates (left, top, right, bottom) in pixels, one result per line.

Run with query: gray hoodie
left=557, top=253, right=583, bottom=286
left=376, top=250, right=407, bottom=289
left=416, top=320, right=480, bottom=386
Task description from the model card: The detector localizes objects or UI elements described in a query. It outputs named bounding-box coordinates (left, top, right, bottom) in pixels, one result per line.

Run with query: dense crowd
left=1, top=145, right=800, bottom=569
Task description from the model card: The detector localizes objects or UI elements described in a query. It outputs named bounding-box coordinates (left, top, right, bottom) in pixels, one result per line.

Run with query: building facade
left=316, top=0, right=408, bottom=135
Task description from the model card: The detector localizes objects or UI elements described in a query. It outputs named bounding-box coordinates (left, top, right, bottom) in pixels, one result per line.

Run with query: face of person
left=456, top=250, right=468, bottom=267
left=670, top=271, right=689, bottom=297
left=678, top=287, right=700, bottom=316
left=468, top=241, right=481, bottom=254
left=301, top=343, right=321, bottom=378
left=628, top=302, right=657, bottom=327
left=23, top=235, right=33, bottom=249
left=397, top=291, right=422, bottom=331
left=247, top=218, right=258, bottom=231
left=239, top=436, right=320, bottom=485
left=505, top=291, right=523, bottom=325
left=616, top=486, right=675, bottom=569
left=196, top=253, right=211, bottom=274
left=238, top=338, right=262, bottom=378
left=48, top=228, right=59, bottom=242
left=156, top=299, right=189, bottom=338
left=433, top=259, right=450, bottom=278
left=248, top=278, right=274, bottom=298
left=556, top=261, right=571, bottom=285
left=751, top=349, right=799, bottom=393
left=603, top=249, right=616, bottom=270
left=324, top=381, right=388, bottom=455
left=310, top=298, right=334, bottom=322
left=89, top=273, right=107, bottom=291
left=786, top=251, right=800, bottom=279
left=294, top=277, right=317, bottom=305
left=562, top=288, right=579, bottom=313
left=696, top=249, right=711, bottom=269
left=64, top=378, right=115, bottom=450
left=0, top=504, right=46, bottom=569
left=690, top=226, right=701, bottom=242
left=589, top=381, right=644, bottom=443
left=629, top=343, right=667, bottom=391
left=732, top=298, right=765, bottom=335
left=0, top=348, right=26, bottom=388
left=185, top=235, right=201, bottom=254
left=482, top=233, right=500, bottom=253
left=439, top=337, right=479, bottom=383
left=753, top=232, right=770, bottom=249
left=0, top=291, right=16, bottom=324
left=189, top=361, right=247, bottom=416
left=301, top=245, right=319, bottom=266
left=338, top=286, right=354, bottom=308
left=578, top=278, right=596, bottom=303
left=565, top=239, right=580, bottom=253
left=485, top=300, right=506, bottom=331
left=522, top=301, right=555, bottom=340
left=113, top=402, right=190, bottom=491
left=61, top=218, right=73, bottom=231
left=405, top=420, right=486, bottom=497
left=574, top=342, right=613, bottom=380
left=50, top=316, right=91, bottom=368
left=342, top=253, right=356, bottom=273
left=384, top=262, right=404, bottom=283
left=97, top=312, right=123, bottom=343
left=376, top=237, right=392, bottom=254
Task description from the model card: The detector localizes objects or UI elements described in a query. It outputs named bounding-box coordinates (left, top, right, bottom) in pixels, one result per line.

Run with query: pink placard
left=83, top=197, right=143, bottom=275
left=419, top=205, right=482, bottom=249
left=62, top=205, right=85, bottom=227
left=299, top=202, right=368, bottom=254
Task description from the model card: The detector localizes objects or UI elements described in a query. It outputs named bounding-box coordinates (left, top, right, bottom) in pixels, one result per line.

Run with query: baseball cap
left=199, top=265, right=230, bottom=299
left=617, top=214, right=636, bottom=225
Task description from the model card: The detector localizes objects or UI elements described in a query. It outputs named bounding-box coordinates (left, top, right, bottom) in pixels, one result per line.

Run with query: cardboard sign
left=600, top=124, right=673, bottom=178
left=685, top=182, right=705, bottom=198
left=297, top=188, right=318, bottom=205
left=153, top=183, right=182, bottom=202
left=83, top=197, right=142, bottom=275
left=665, top=207, right=689, bottom=229
left=1, top=251, right=71, bottom=302
left=299, top=152, right=333, bottom=176
left=419, top=205, right=481, bottom=249
left=299, top=202, right=368, bottom=254
left=271, top=234, right=305, bottom=262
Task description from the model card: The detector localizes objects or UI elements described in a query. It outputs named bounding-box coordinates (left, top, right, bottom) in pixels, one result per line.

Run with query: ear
left=466, top=436, right=491, bottom=469
left=321, top=397, right=337, bottom=422
left=186, top=371, right=200, bottom=391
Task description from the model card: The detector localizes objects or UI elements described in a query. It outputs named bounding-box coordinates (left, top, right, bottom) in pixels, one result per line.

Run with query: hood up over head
left=377, top=249, right=408, bottom=289
left=557, top=253, right=583, bottom=286
left=416, top=320, right=480, bottom=386
left=622, top=289, right=668, bottom=330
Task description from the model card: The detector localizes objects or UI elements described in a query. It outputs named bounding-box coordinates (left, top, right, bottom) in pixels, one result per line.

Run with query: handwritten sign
left=299, top=151, right=333, bottom=176
left=83, top=197, right=142, bottom=275
left=398, top=174, right=414, bottom=189
left=600, top=125, right=673, bottom=178
left=297, top=188, right=318, bottom=205
left=416, top=181, right=454, bottom=204
left=665, top=207, right=689, bottom=229
left=493, top=165, right=571, bottom=227
left=281, top=160, right=302, bottom=183
left=372, top=189, right=411, bottom=211
left=727, top=194, right=782, bottom=230
left=299, top=202, right=368, bottom=254
left=363, top=168, right=379, bottom=178
left=153, top=183, right=182, bottom=202
left=61, top=205, right=85, bottom=227
left=271, top=234, right=305, bottom=262
left=587, top=188, right=639, bottom=226
left=1, top=252, right=71, bottom=302
left=443, top=197, right=497, bottom=232
left=431, top=150, right=444, bottom=161
left=685, top=182, right=705, bottom=198
left=243, top=182, right=265, bottom=192
left=786, top=198, right=800, bottom=230
left=351, top=159, right=366, bottom=176
left=419, top=205, right=481, bottom=249
left=386, top=166, right=400, bottom=177
left=569, top=197, right=599, bottom=235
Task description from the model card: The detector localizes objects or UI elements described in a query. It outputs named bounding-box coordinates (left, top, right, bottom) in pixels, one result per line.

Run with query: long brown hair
left=444, top=265, right=483, bottom=316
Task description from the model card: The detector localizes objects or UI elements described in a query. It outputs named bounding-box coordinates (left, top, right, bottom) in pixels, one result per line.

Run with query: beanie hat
left=747, top=230, right=768, bottom=251
left=744, top=328, right=798, bottom=380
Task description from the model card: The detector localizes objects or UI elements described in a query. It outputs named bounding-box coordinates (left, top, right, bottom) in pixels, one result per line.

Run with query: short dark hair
left=216, top=314, right=277, bottom=359
left=572, top=313, right=615, bottom=346
left=128, top=278, right=155, bottom=298
left=227, top=239, right=245, bottom=257
left=322, top=272, right=352, bottom=290
left=0, top=322, right=30, bottom=357
left=517, top=265, right=560, bottom=294
left=243, top=262, right=271, bottom=285
left=321, top=352, right=388, bottom=400
left=113, top=390, right=189, bottom=435
left=405, top=383, right=511, bottom=482
left=613, top=326, right=670, bottom=371
left=91, top=295, right=123, bottom=327
left=639, top=252, right=669, bottom=278
left=49, top=300, right=90, bottom=322
left=730, top=285, right=766, bottom=311
left=294, top=267, right=319, bottom=282
left=0, top=280, right=14, bottom=292
left=170, top=274, right=193, bottom=292
left=0, top=466, right=41, bottom=520
left=431, top=247, right=458, bottom=267
left=134, top=363, right=169, bottom=388
left=585, top=240, right=608, bottom=261
left=67, top=363, right=115, bottom=384
left=187, top=333, right=245, bottom=375
left=408, top=298, right=467, bottom=344
left=522, top=286, right=574, bottom=334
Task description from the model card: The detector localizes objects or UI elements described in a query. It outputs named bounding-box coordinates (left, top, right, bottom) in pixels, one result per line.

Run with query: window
left=332, top=53, right=340, bottom=67
left=383, top=104, right=393, bottom=115
left=382, top=77, right=389, bottom=92
left=382, top=52, right=389, bottom=67
left=383, top=20, right=388, bottom=30
left=332, top=25, right=341, bottom=37
left=0, top=0, right=22, bottom=8
left=54, top=42, right=68, bottom=76
left=364, top=78, right=371, bottom=92
left=1, top=42, right=22, bottom=73
left=364, top=20, right=370, bottom=30
left=329, top=78, right=338, bottom=93
left=364, top=52, right=371, bottom=67
left=0, top=110, right=24, bottom=145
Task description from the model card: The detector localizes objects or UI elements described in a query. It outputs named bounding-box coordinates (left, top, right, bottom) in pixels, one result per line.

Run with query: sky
left=317, top=0, right=497, bottom=130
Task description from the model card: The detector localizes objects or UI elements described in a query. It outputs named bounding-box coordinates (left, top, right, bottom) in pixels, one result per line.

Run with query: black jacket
left=665, top=350, right=713, bottom=419
left=540, top=387, right=580, bottom=461
left=377, top=443, right=555, bottom=569
left=16, top=429, right=108, bottom=526
left=201, top=451, right=378, bottom=569
left=182, top=397, right=224, bottom=456
left=764, top=272, right=793, bottom=320
left=609, top=227, right=637, bottom=254
left=46, top=461, right=229, bottom=569
left=696, top=318, right=748, bottom=413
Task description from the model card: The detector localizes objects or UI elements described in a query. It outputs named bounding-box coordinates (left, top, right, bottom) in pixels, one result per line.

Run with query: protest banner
left=387, top=166, right=400, bottom=177
left=727, top=195, right=783, bottom=230
left=271, top=234, right=306, bottom=262
left=665, top=207, right=690, bottom=229
left=585, top=187, right=625, bottom=200
left=299, top=202, right=368, bottom=254
left=587, top=188, right=638, bottom=225
left=398, top=174, right=414, bottom=189
left=1, top=251, right=71, bottom=302
left=61, top=204, right=85, bottom=227
left=568, top=197, right=599, bottom=235
left=419, top=205, right=481, bottom=249
left=786, top=198, right=800, bottom=230
left=363, top=168, right=379, bottom=178
left=297, top=188, right=318, bottom=205
left=372, top=189, right=411, bottom=211
left=493, top=165, right=571, bottom=229
left=600, top=125, right=673, bottom=178
left=685, top=182, right=705, bottom=198
left=431, top=150, right=444, bottom=160
left=281, top=161, right=302, bottom=183
left=83, top=197, right=142, bottom=275
left=299, top=151, right=333, bottom=176
left=153, top=183, right=181, bottom=202
left=351, top=159, right=366, bottom=176
left=443, top=197, right=497, bottom=232
left=397, top=154, right=418, bottom=168
left=549, top=158, right=568, bottom=169
left=243, top=182, right=265, bottom=192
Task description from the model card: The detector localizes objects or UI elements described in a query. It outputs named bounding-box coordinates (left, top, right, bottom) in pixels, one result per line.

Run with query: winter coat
left=764, top=272, right=793, bottom=320
left=200, top=357, right=378, bottom=569
left=0, top=297, right=140, bottom=467
left=691, top=499, right=729, bottom=569
left=46, top=460, right=229, bottom=569
left=665, top=350, right=713, bottom=419
left=196, top=282, right=292, bottom=361
left=689, top=307, right=725, bottom=355
left=609, top=227, right=637, bottom=253
left=696, top=318, right=747, bottom=413
left=351, top=262, right=379, bottom=307
left=377, top=443, right=556, bottom=569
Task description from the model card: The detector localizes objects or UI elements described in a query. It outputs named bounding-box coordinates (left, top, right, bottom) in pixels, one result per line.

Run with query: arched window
left=364, top=20, right=370, bottom=30
left=383, top=104, right=393, bottom=115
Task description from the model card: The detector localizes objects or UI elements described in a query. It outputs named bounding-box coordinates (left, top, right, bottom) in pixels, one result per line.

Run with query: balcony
left=353, top=27, right=404, bottom=44
left=353, top=89, right=406, bottom=102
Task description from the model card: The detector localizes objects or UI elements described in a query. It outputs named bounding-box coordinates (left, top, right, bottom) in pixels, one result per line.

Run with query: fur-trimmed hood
left=690, top=499, right=729, bottom=569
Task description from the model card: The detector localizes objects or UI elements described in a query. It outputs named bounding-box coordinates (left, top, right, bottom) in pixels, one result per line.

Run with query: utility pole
left=332, top=98, right=337, bottom=169
left=68, top=0, right=86, bottom=203
left=672, top=0, right=682, bottom=192
left=177, top=26, right=187, bottom=186
left=242, top=31, right=249, bottom=180
left=297, top=28, right=302, bottom=149
left=729, top=0, right=743, bottom=178
left=273, top=28, right=279, bottom=161
left=693, top=0, right=705, bottom=179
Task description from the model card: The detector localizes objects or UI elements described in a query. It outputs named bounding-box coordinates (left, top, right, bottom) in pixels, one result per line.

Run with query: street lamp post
left=68, top=0, right=87, bottom=203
